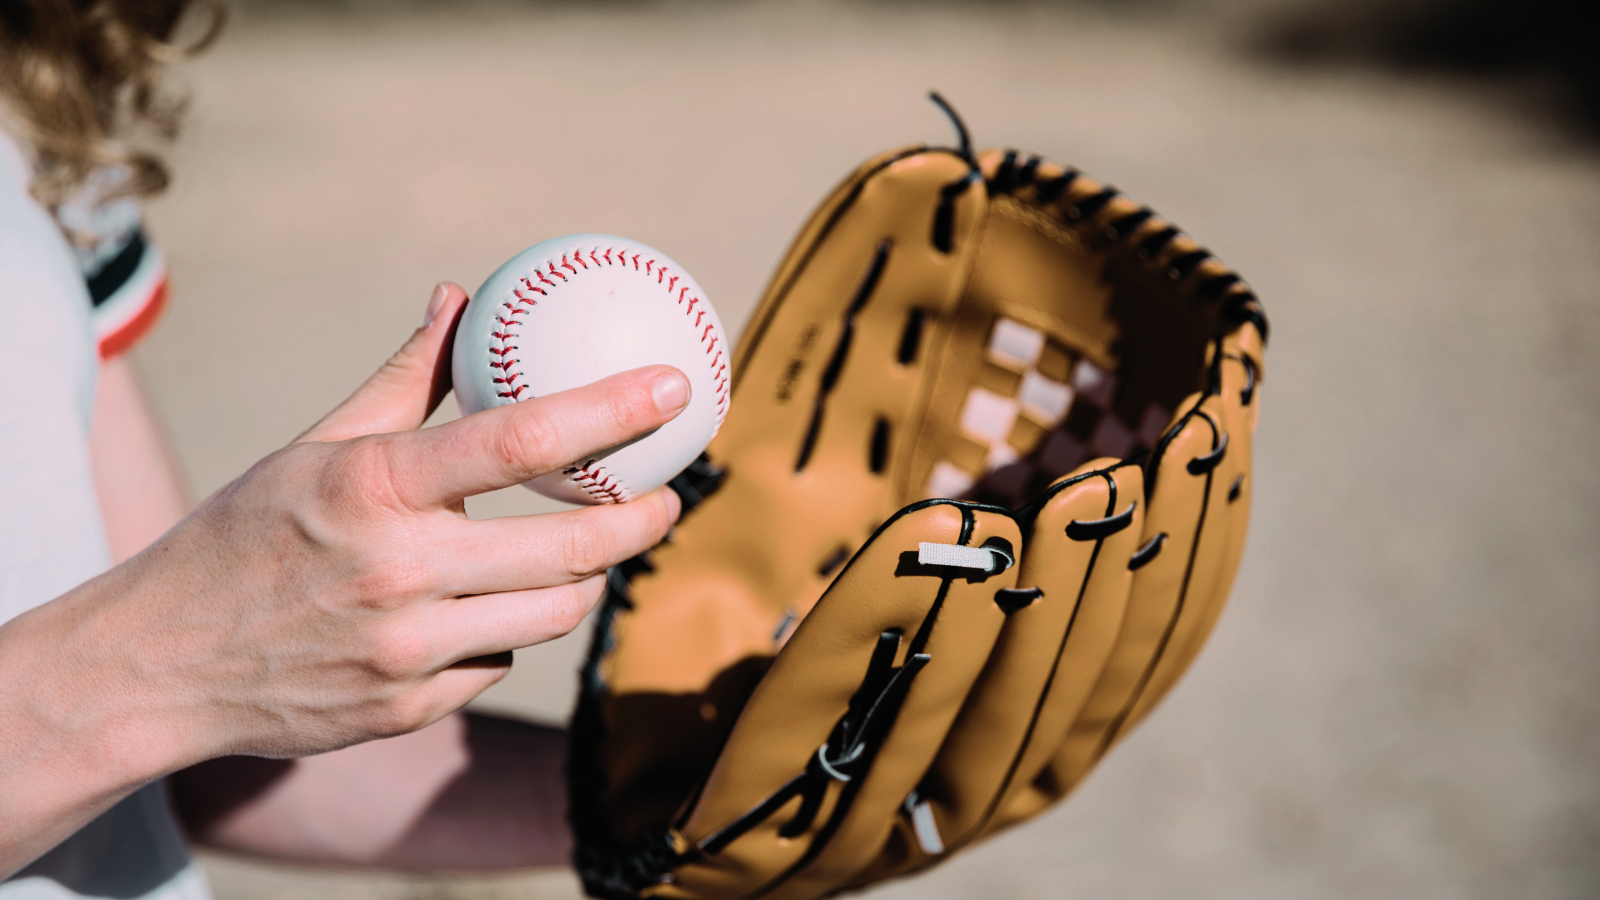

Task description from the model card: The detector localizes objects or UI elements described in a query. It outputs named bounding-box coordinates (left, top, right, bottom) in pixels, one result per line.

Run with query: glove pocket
left=660, top=501, right=1019, bottom=900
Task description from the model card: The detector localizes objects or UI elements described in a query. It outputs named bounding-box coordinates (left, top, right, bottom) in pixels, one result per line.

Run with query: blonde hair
left=0, top=0, right=225, bottom=214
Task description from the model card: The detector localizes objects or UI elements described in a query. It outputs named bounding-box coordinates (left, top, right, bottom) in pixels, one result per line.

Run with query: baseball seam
left=565, top=459, right=630, bottom=504
left=490, top=245, right=730, bottom=504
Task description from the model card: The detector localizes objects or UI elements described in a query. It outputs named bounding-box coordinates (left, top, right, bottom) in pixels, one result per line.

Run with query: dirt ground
left=136, top=1, right=1600, bottom=898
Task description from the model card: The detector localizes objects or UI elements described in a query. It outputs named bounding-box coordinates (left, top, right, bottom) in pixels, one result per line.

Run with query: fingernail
left=423, top=283, right=449, bottom=327
left=652, top=369, right=690, bottom=414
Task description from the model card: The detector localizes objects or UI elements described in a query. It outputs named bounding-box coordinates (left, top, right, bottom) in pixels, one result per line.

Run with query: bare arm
left=170, top=711, right=571, bottom=868
left=1, top=283, right=683, bottom=874
left=88, top=356, right=191, bottom=566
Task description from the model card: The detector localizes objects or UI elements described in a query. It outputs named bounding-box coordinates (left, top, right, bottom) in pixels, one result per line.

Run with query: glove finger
left=1104, top=393, right=1234, bottom=738
left=1039, top=391, right=1230, bottom=795
left=665, top=501, right=1020, bottom=900
left=851, top=459, right=1144, bottom=884
left=968, top=459, right=1147, bottom=836
left=1124, top=323, right=1264, bottom=725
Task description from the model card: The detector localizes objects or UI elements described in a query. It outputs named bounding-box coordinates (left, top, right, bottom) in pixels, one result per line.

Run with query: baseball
left=452, top=234, right=730, bottom=504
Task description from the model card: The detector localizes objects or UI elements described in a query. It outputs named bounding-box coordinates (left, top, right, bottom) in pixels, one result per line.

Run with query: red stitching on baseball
left=567, top=460, right=627, bottom=504
left=489, top=243, right=733, bottom=457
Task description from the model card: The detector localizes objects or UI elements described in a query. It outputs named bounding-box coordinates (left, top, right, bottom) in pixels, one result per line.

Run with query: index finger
left=377, top=364, right=690, bottom=508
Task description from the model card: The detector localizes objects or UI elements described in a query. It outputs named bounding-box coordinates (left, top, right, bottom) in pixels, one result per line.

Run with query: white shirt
left=0, top=130, right=210, bottom=900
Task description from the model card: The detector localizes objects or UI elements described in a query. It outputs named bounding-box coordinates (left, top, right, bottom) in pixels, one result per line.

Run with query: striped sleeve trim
left=88, top=229, right=169, bottom=360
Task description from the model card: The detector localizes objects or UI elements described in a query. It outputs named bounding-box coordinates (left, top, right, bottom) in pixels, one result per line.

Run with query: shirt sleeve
left=54, top=173, right=169, bottom=361
left=0, top=133, right=113, bottom=623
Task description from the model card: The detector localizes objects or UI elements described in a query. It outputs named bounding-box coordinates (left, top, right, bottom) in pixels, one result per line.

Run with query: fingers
left=367, top=576, right=607, bottom=733
left=424, top=575, right=608, bottom=664
left=405, top=653, right=517, bottom=734
left=298, top=282, right=470, bottom=444
left=383, top=365, right=691, bottom=507
left=432, top=488, right=680, bottom=596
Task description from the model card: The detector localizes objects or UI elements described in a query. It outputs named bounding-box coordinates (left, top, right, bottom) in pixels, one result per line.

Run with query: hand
left=0, top=283, right=686, bottom=869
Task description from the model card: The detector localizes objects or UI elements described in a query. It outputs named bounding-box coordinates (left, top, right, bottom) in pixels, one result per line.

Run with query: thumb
left=297, top=282, right=470, bottom=444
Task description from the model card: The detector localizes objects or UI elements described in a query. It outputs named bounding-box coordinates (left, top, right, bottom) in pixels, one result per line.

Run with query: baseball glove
left=568, top=97, right=1267, bottom=900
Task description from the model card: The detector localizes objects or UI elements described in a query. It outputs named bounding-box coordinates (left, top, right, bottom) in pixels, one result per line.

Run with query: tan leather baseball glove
left=568, top=98, right=1267, bottom=900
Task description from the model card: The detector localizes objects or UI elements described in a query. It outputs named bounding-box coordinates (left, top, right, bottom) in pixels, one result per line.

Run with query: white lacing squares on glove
left=987, top=318, right=1044, bottom=370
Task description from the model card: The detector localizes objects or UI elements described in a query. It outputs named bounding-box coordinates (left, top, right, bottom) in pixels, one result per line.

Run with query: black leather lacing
left=1016, top=155, right=1042, bottom=188
left=928, top=91, right=974, bottom=166
left=984, top=150, right=1271, bottom=348
left=1165, top=249, right=1212, bottom=280
left=795, top=241, right=891, bottom=472
left=992, top=151, right=1019, bottom=194
left=1036, top=169, right=1080, bottom=204
left=694, top=630, right=929, bottom=855
left=1104, top=208, right=1154, bottom=241
left=928, top=92, right=983, bottom=254
left=1065, top=187, right=1118, bottom=222
left=1226, top=351, right=1259, bottom=406
left=667, top=453, right=727, bottom=515
left=1223, top=291, right=1270, bottom=343
left=1198, top=273, right=1242, bottom=303
left=1136, top=226, right=1181, bottom=260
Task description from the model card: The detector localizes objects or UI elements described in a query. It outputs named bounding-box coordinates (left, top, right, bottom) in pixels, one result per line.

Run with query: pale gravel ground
left=134, top=2, right=1600, bottom=897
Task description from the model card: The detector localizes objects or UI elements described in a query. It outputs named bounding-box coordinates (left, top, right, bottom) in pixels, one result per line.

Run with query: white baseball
left=452, top=234, right=730, bottom=505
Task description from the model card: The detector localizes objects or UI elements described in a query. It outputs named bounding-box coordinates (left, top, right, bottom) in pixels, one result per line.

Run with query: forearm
left=172, top=711, right=573, bottom=869
left=0, top=576, right=195, bottom=876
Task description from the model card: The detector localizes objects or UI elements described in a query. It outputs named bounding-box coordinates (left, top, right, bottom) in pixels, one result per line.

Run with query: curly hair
left=0, top=0, right=225, bottom=214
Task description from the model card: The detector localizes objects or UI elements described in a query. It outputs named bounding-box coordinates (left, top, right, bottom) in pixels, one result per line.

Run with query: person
left=0, top=2, right=687, bottom=895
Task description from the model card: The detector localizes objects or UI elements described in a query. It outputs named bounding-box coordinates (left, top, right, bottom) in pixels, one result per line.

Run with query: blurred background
left=135, top=0, right=1599, bottom=897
